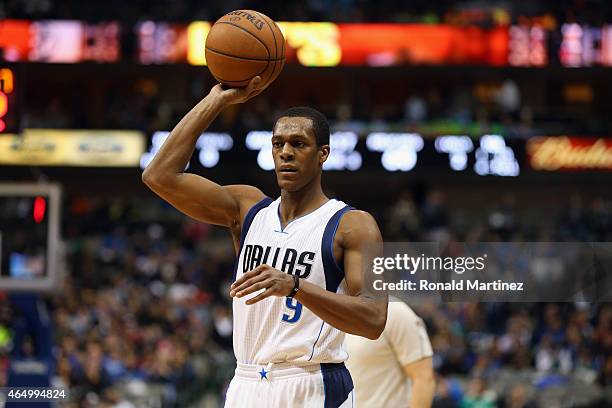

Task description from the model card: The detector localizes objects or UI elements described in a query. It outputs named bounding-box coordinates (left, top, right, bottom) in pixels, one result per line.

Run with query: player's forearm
left=294, top=280, right=386, bottom=340
left=142, top=95, right=225, bottom=184
left=409, top=375, right=435, bottom=408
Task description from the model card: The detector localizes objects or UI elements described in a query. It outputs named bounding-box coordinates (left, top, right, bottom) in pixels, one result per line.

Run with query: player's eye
left=272, top=141, right=283, bottom=148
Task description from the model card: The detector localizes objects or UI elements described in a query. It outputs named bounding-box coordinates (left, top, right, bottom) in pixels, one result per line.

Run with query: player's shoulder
left=225, top=184, right=266, bottom=203
left=336, top=209, right=382, bottom=250
left=225, top=184, right=268, bottom=212
left=336, top=208, right=382, bottom=247
left=340, top=207, right=375, bottom=222
left=338, top=208, right=379, bottom=231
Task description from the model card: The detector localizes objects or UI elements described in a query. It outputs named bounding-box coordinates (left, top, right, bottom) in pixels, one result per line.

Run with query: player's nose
left=279, top=143, right=294, bottom=160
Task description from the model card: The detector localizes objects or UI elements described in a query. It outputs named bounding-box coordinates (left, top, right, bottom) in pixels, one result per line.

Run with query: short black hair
left=275, top=106, right=330, bottom=146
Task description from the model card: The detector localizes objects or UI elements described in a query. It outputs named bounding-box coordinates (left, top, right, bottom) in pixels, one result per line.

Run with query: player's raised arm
left=141, top=77, right=265, bottom=231
left=230, top=209, right=388, bottom=340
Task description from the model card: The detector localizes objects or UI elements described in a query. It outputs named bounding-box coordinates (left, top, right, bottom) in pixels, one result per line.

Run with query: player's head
left=272, top=107, right=330, bottom=192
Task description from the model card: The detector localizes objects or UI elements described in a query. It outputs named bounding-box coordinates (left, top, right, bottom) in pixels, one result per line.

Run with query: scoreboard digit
left=0, top=67, right=20, bottom=134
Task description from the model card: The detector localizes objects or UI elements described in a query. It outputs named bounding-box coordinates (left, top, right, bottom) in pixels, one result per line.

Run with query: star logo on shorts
left=259, top=368, right=269, bottom=380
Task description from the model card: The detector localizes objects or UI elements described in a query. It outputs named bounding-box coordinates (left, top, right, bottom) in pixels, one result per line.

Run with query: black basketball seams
left=215, top=21, right=270, bottom=59
left=279, top=22, right=286, bottom=60
left=206, top=50, right=271, bottom=83
left=205, top=46, right=283, bottom=62
left=255, top=12, right=286, bottom=82
left=255, top=11, right=278, bottom=82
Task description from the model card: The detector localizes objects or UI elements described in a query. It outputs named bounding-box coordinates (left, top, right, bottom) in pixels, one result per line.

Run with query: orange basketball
left=205, top=10, right=285, bottom=88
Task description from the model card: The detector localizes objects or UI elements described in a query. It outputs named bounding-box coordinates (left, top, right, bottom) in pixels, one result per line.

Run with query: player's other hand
left=210, top=76, right=264, bottom=106
left=230, top=264, right=294, bottom=305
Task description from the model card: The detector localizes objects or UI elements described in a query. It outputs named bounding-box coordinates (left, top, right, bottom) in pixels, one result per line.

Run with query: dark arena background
left=0, top=1, right=611, bottom=407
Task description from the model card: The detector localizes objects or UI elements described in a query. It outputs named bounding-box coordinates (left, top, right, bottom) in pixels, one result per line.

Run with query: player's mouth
left=279, top=166, right=298, bottom=174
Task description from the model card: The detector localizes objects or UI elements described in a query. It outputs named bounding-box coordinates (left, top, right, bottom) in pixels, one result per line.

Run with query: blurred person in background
left=346, top=298, right=435, bottom=407
left=501, top=384, right=534, bottom=408
left=386, top=191, right=421, bottom=241
left=460, top=377, right=496, bottom=408
left=432, top=376, right=462, bottom=408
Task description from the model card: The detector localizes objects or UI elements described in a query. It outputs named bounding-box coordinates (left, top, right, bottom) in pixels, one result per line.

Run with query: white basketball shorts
left=224, top=362, right=354, bottom=408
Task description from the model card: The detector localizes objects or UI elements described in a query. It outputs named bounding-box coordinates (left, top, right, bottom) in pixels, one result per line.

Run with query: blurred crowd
left=2, top=0, right=611, bottom=406
left=3, top=0, right=611, bottom=24
left=23, top=75, right=610, bottom=140
left=2, top=190, right=611, bottom=406
left=384, top=191, right=612, bottom=242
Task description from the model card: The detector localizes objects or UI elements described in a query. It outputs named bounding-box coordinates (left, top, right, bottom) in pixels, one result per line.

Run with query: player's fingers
left=247, top=87, right=265, bottom=99
left=235, top=279, right=272, bottom=298
left=246, top=76, right=262, bottom=93
left=230, top=273, right=268, bottom=297
left=245, top=287, right=275, bottom=305
left=231, top=264, right=268, bottom=288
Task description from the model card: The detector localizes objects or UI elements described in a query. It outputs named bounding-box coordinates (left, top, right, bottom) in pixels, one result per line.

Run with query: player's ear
left=319, top=145, right=330, bottom=165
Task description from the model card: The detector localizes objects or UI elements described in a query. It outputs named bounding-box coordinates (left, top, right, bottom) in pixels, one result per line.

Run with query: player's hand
left=210, top=76, right=264, bottom=106
left=230, top=264, right=295, bottom=305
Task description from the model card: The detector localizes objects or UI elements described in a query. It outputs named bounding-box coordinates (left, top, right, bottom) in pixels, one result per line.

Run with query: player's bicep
left=341, top=211, right=385, bottom=298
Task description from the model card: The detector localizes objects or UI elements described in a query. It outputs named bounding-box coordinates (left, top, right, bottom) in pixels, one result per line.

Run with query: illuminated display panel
left=335, top=24, right=509, bottom=66
left=0, top=68, right=19, bottom=134
left=3, top=20, right=612, bottom=66
left=195, top=23, right=509, bottom=67
left=528, top=137, right=612, bottom=171
left=137, top=22, right=511, bottom=66
left=137, top=21, right=189, bottom=64
left=0, top=20, right=120, bottom=63
left=508, top=24, right=548, bottom=66
left=560, top=24, right=612, bottom=67
left=138, top=130, right=522, bottom=176
left=0, top=20, right=32, bottom=61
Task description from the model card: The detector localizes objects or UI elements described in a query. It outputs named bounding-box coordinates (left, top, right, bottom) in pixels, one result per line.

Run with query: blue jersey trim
left=232, top=196, right=274, bottom=282
left=321, top=205, right=354, bottom=293
left=321, top=363, right=354, bottom=408
left=307, top=322, right=325, bottom=361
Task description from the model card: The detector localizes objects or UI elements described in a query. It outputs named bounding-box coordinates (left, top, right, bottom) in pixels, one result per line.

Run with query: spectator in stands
left=501, top=384, right=533, bottom=408
left=460, top=377, right=496, bottom=408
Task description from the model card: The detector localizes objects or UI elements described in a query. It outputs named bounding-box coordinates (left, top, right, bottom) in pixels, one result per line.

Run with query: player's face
left=272, top=117, right=328, bottom=192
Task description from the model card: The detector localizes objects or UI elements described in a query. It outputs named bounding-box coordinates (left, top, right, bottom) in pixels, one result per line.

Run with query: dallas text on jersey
left=242, top=244, right=316, bottom=278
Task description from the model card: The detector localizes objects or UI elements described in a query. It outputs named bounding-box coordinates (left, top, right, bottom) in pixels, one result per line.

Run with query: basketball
left=205, top=10, right=285, bottom=88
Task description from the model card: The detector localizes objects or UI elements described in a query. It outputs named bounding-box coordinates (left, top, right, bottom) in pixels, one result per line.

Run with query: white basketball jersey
left=233, top=197, right=353, bottom=365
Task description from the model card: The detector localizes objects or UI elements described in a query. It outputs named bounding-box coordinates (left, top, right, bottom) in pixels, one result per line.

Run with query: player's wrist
left=287, top=274, right=300, bottom=298
left=206, top=87, right=232, bottom=109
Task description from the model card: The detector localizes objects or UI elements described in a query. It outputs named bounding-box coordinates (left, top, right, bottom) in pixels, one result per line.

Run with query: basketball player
left=142, top=76, right=387, bottom=407
left=345, top=299, right=435, bottom=407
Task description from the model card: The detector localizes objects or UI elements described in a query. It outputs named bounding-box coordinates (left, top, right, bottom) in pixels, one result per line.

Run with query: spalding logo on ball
left=205, top=10, right=286, bottom=88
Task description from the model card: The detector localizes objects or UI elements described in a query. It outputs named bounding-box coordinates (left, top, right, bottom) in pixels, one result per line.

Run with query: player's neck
left=279, top=183, right=328, bottom=225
